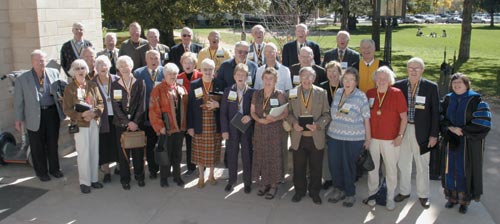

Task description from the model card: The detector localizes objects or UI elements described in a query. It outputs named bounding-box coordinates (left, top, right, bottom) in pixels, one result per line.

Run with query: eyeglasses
left=182, top=34, right=192, bottom=37
left=407, top=67, right=422, bottom=71
left=237, top=50, right=249, bottom=55
left=76, top=67, right=86, bottom=70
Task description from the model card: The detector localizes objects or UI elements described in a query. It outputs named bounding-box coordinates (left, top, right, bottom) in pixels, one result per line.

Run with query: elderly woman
left=220, top=63, right=255, bottom=193
left=63, top=59, right=104, bottom=194
left=319, top=60, right=343, bottom=189
left=92, top=55, right=120, bottom=183
left=440, top=73, right=491, bottom=214
left=365, top=66, right=408, bottom=210
left=149, top=63, right=189, bottom=187
left=250, top=67, right=288, bottom=200
left=187, top=58, right=225, bottom=188
left=288, top=67, right=331, bottom=204
left=111, top=55, right=146, bottom=190
left=177, top=52, right=202, bottom=176
left=326, top=67, right=370, bottom=207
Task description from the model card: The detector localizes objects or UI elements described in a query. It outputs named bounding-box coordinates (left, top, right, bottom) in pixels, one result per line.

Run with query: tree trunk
left=455, top=0, right=473, bottom=70
left=490, top=11, right=495, bottom=27
left=341, top=0, right=349, bottom=31
left=371, top=0, right=381, bottom=51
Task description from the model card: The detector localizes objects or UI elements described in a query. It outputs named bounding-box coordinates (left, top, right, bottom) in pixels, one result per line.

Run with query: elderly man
left=134, top=50, right=165, bottom=179
left=135, top=28, right=170, bottom=69
left=290, top=47, right=327, bottom=87
left=282, top=24, right=321, bottom=67
left=82, top=47, right=97, bottom=80
left=170, top=27, right=202, bottom=72
left=197, top=30, right=232, bottom=72
left=393, top=57, right=440, bottom=209
left=288, top=67, right=331, bottom=204
left=14, top=50, right=66, bottom=182
left=322, top=31, right=360, bottom=69
left=61, top=22, right=93, bottom=77
left=254, top=43, right=292, bottom=91
left=351, top=39, right=391, bottom=93
left=97, top=33, right=119, bottom=74
left=217, top=41, right=258, bottom=88
left=248, top=25, right=266, bottom=67
left=119, top=22, right=148, bottom=70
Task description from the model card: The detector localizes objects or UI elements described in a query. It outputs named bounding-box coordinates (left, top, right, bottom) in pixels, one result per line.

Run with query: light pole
left=378, top=0, right=406, bottom=64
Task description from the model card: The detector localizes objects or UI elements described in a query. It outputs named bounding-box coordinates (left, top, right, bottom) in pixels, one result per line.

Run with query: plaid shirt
left=406, top=79, right=421, bottom=123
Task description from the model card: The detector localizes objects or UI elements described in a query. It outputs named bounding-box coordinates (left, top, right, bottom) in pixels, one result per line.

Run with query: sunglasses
left=182, top=34, right=192, bottom=37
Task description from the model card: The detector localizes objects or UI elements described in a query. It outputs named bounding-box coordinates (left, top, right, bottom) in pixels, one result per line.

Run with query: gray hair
left=116, top=55, right=134, bottom=70
left=69, top=59, right=89, bottom=77
left=181, top=27, right=193, bottom=35
left=373, top=66, right=396, bottom=85
left=105, top=32, right=117, bottom=41
left=72, top=22, right=84, bottom=30
left=148, top=28, right=160, bottom=37
left=296, top=23, right=308, bottom=31
left=299, top=66, right=316, bottom=80
left=145, top=49, right=160, bottom=58
left=360, top=39, right=375, bottom=49
left=235, top=41, right=250, bottom=49
left=95, top=55, right=112, bottom=70
left=164, top=63, right=179, bottom=75
left=337, top=30, right=350, bottom=39
left=201, top=58, right=215, bottom=69
left=342, top=67, right=360, bottom=84
left=129, top=22, right=141, bottom=30
left=300, top=46, right=314, bottom=57
left=251, top=25, right=265, bottom=33
left=407, top=57, right=425, bottom=70
left=264, top=42, right=277, bottom=52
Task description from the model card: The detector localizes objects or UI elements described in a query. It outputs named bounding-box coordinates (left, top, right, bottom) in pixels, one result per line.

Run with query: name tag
left=164, top=52, right=169, bottom=60
left=216, top=49, right=224, bottom=58
left=77, top=89, right=85, bottom=100
left=247, top=54, right=254, bottom=61
left=176, top=79, right=184, bottom=85
left=293, top=75, right=300, bottom=85
left=246, top=76, right=253, bottom=86
left=113, top=90, right=122, bottom=100
left=415, top=96, right=426, bottom=109
left=340, top=103, right=352, bottom=114
left=369, top=98, right=375, bottom=108
left=289, top=88, right=298, bottom=99
left=228, top=91, right=237, bottom=101
left=154, top=81, right=161, bottom=87
left=341, top=62, right=348, bottom=69
left=177, top=87, right=185, bottom=95
left=194, top=87, right=203, bottom=98
left=270, top=98, right=279, bottom=106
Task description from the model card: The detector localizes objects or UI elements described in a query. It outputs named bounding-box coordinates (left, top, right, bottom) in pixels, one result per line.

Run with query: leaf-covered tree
left=477, top=0, right=500, bottom=27
left=455, top=0, right=473, bottom=70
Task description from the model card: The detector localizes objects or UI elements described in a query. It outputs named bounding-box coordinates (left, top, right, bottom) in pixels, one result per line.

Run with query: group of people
left=14, top=21, right=491, bottom=214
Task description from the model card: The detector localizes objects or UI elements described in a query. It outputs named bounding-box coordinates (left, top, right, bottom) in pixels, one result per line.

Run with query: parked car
left=472, top=16, right=491, bottom=24
left=446, top=16, right=463, bottom=23
left=403, top=16, right=425, bottom=24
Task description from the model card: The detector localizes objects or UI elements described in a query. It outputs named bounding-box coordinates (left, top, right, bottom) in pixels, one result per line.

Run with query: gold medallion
left=376, top=109, right=382, bottom=116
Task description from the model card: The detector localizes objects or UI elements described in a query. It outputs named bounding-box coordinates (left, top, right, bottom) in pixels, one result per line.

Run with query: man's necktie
left=151, top=69, right=157, bottom=82
left=257, top=44, right=262, bottom=66
left=185, top=45, right=190, bottom=52
left=338, top=50, right=344, bottom=62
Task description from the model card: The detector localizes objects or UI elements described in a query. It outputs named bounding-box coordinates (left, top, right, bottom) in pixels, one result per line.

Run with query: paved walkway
left=1, top=103, right=498, bottom=224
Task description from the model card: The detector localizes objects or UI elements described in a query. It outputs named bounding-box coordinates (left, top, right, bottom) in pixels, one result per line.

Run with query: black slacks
left=116, top=126, right=145, bottom=184
left=27, top=106, right=61, bottom=177
left=292, top=136, right=323, bottom=197
left=159, top=132, right=185, bottom=179
left=143, top=125, right=159, bottom=174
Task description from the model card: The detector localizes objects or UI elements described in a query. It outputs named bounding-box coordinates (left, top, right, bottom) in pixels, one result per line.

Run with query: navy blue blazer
left=217, top=58, right=258, bottom=89
left=281, top=40, right=321, bottom=67
left=133, top=65, right=164, bottom=109
left=394, top=78, right=440, bottom=154
left=322, top=47, right=360, bottom=68
left=220, top=85, right=255, bottom=134
left=187, top=78, right=225, bottom=134
left=170, top=43, right=202, bottom=72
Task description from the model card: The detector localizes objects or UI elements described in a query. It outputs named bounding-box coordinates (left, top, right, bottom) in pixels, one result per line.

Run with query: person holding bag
left=112, top=55, right=146, bottom=190
left=63, top=59, right=104, bottom=194
left=149, top=63, right=189, bottom=188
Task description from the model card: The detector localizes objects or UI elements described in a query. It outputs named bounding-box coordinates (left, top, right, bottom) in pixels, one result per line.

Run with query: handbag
left=120, top=130, right=146, bottom=149
left=68, top=123, right=79, bottom=134
left=357, top=149, right=375, bottom=171
left=154, top=134, right=170, bottom=166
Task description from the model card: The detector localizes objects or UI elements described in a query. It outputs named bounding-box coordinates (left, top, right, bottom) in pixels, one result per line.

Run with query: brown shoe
left=208, top=176, right=217, bottom=185
left=394, top=194, right=410, bottom=202
left=197, top=178, right=205, bottom=188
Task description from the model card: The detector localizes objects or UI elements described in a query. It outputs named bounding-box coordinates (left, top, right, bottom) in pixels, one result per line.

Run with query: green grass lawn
left=107, top=24, right=500, bottom=96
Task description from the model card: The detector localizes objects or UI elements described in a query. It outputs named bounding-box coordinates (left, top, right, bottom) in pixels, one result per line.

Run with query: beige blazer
left=287, top=85, right=331, bottom=150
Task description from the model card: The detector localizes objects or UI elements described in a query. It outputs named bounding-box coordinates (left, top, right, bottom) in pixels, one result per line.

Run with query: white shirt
left=254, top=63, right=293, bottom=91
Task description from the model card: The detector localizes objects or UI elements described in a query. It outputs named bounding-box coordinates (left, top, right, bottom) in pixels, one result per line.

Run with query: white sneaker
left=367, top=199, right=376, bottom=207
left=386, top=200, right=396, bottom=211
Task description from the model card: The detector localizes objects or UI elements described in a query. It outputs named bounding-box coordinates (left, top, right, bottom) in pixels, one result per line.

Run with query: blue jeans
left=327, top=137, right=363, bottom=196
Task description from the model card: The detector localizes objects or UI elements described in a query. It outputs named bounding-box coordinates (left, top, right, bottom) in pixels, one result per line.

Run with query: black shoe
left=310, top=194, right=322, bottom=205
left=91, top=182, right=103, bottom=189
left=445, top=201, right=456, bottom=209
left=419, top=198, right=430, bottom=209
left=114, top=168, right=120, bottom=175
left=394, top=194, right=410, bottom=202
left=224, top=184, right=233, bottom=192
left=184, top=170, right=195, bottom=176
left=122, top=183, right=131, bottom=190
left=257, top=185, right=270, bottom=196
left=323, top=180, right=333, bottom=190
left=39, top=175, right=51, bottom=182
left=459, top=205, right=468, bottom=214
left=149, top=172, right=158, bottom=179
left=291, top=193, right=303, bottom=203
left=160, top=178, right=169, bottom=187
left=244, top=185, right=251, bottom=194
left=173, top=177, right=185, bottom=186
left=50, top=171, right=64, bottom=178
left=265, top=187, right=278, bottom=200
left=430, top=175, right=441, bottom=180
left=80, top=184, right=91, bottom=194
left=103, top=174, right=111, bottom=183
left=137, top=180, right=145, bottom=187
